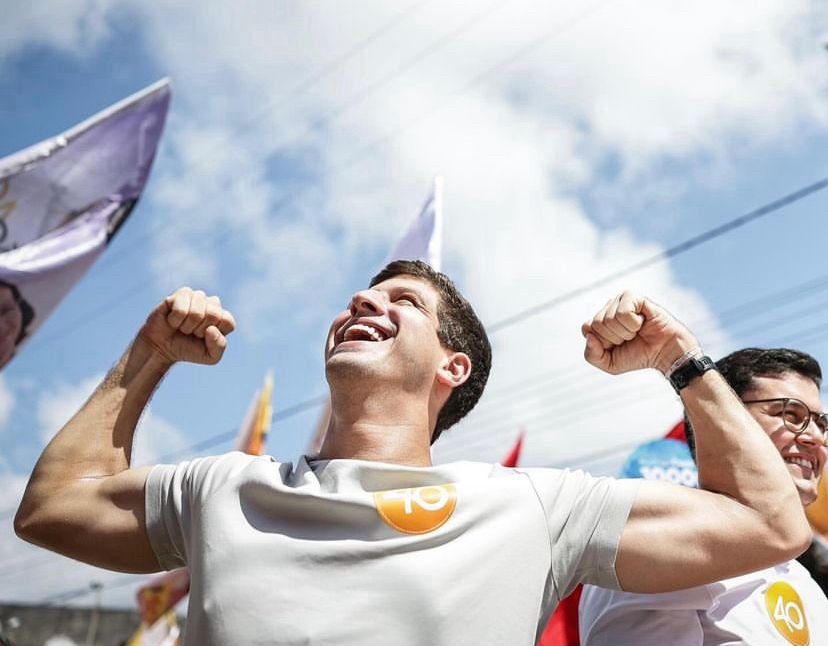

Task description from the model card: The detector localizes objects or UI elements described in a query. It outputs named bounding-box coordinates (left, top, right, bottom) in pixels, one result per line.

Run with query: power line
left=438, top=270, right=828, bottom=440
left=40, top=574, right=137, bottom=606
left=487, top=177, right=828, bottom=332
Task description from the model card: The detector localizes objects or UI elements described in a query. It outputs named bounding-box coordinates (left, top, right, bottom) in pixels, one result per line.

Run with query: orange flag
left=235, top=370, right=274, bottom=456
left=126, top=610, right=180, bottom=646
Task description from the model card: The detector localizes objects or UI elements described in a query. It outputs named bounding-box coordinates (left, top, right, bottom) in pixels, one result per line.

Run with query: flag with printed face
left=307, top=178, right=444, bottom=455
left=0, top=79, right=170, bottom=371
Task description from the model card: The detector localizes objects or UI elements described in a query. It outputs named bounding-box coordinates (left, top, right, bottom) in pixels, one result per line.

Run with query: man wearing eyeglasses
left=579, top=347, right=828, bottom=646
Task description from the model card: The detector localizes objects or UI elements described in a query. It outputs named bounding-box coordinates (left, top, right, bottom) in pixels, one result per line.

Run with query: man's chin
left=795, top=480, right=819, bottom=508
left=325, top=351, right=381, bottom=383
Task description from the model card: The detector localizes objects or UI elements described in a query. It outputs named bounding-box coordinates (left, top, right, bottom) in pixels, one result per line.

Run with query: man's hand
left=581, top=291, right=698, bottom=375
left=138, top=287, right=236, bottom=366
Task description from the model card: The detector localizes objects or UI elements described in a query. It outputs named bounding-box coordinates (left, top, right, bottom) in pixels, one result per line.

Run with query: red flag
left=500, top=430, right=525, bottom=467
left=663, top=419, right=686, bottom=442
left=537, top=585, right=582, bottom=646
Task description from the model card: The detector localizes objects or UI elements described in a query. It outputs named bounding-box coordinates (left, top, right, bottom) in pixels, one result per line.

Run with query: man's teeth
left=785, top=456, right=813, bottom=471
left=344, top=324, right=386, bottom=342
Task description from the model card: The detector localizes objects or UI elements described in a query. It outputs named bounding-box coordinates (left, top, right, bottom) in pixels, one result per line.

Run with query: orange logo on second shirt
left=374, top=484, right=457, bottom=534
left=765, top=580, right=810, bottom=646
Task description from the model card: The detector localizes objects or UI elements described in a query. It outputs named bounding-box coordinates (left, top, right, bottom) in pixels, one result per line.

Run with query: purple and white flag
left=383, top=176, right=443, bottom=271
left=0, top=79, right=171, bottom=370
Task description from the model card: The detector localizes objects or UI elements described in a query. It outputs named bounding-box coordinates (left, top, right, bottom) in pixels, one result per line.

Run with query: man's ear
left=437, top=352, right=472, bottom=389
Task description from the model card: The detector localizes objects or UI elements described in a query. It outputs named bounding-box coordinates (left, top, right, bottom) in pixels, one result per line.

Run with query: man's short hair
left=685, top=347, right=822, bottom=459
left=370, top=260, right=492, bottom=443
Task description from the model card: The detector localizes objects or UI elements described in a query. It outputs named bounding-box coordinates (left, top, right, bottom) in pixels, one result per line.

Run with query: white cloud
left=102, top=0, right=825, bottom=330
left=36, top=375, right=101, bottom=446
left=0, top=0, right=118, bottom=64
left=131, top=408, right=189, bottom=467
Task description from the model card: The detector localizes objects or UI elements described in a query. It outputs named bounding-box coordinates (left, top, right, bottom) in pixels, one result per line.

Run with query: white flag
left=383, top=176, right=443, bottom=271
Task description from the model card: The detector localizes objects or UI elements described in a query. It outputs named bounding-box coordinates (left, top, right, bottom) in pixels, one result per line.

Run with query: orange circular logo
left=765, top=581, right=810, bottom=646
left=374, top=484, right=457, bottom=534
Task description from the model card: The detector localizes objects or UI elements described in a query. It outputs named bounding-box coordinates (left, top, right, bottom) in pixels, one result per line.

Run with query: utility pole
left=84, top=581, right=102, bottom=646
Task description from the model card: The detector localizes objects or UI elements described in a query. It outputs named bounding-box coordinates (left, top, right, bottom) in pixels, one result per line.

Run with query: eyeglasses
left=742, top=397, right=828, bottom=447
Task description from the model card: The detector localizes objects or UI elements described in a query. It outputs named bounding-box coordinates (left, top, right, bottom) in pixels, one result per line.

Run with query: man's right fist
left=138, top=287, right=236, bottom=365
left=581, top=290, right=698, bottom=376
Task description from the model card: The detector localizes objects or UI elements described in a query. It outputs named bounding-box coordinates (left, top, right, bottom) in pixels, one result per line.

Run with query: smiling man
left=579, top=348, right=828, bottom=645
left=15, top=261, right=812, bottom=645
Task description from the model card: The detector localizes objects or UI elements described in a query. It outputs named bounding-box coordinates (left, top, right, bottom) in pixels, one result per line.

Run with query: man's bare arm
left=582, top=292, right=811, bottom=592
left=14, top=288, right=235, bottom=573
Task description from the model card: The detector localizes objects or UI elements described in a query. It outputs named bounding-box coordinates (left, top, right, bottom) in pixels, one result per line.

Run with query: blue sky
left=0, top=0, right=827, bottom=609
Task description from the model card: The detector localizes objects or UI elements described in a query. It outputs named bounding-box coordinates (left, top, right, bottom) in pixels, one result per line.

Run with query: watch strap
left=669, top=355, right=716, bottom=393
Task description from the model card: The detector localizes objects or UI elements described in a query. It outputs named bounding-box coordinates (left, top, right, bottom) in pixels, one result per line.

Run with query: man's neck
left=318, top=394, right=435, bottom=466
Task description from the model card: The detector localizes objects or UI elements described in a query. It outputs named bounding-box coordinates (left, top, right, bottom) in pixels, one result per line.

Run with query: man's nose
left=350, top=289, right=386, bottom=316
left=797, top=418, right=827, bottom=448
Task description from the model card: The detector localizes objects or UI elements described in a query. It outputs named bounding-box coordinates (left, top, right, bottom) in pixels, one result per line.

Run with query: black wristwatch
left=669, top=355, right=717, bottom=393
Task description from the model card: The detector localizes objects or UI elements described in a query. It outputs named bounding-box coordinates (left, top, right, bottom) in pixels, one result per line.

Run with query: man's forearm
left=17, top=337, right=171, bottom=513
left=684, top=369, right=809, bottom=548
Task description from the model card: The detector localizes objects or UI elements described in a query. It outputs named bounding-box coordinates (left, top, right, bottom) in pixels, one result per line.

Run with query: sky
left=0, top=0, right=827, bottom=613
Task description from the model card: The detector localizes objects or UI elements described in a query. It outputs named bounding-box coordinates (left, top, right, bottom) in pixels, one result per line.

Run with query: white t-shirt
left=579, top=558, right=828, bottom=645
left=145, top=452, right=639, bottom=646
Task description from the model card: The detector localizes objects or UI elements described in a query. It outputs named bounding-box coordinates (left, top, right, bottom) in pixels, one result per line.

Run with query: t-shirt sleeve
left=525, top=469, right=641, bottom=597
left=579, top=583, right=712, bottom=646
left=145, top=452, right=258, bottom=571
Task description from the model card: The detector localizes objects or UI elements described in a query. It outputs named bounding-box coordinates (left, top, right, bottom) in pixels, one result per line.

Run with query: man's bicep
left=615, top=480, right=769, bottom=593
left=91, top=466, right=163, bottom=571
left=17, top=466, right=162, bottom=573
